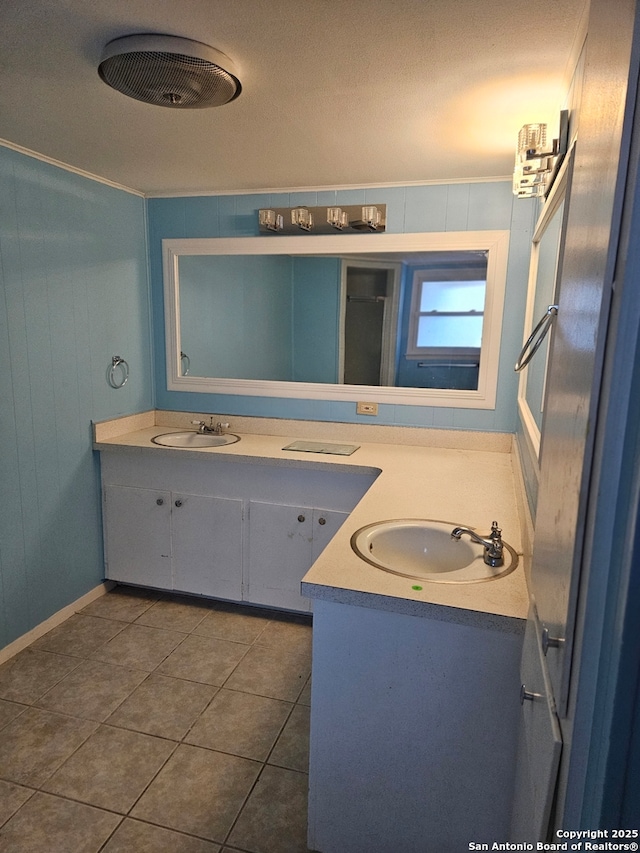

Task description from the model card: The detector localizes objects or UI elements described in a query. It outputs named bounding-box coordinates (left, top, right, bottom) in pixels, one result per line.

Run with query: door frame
left=338, top=258, right=401, bottom=386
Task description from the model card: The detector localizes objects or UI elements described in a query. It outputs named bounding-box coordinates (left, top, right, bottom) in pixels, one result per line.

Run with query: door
left=522, top=0, right=639, bottom=830
left=247, top=501, right=314, bottom=611
left=171, top=493, right=243, bottom=600
left=311, top=508, right=349, bottom=562
left=510, top=611, right=563, bottom=841
left=103, top=485, right=172, bottom=588
left=529, top=0, right=638, bottom=716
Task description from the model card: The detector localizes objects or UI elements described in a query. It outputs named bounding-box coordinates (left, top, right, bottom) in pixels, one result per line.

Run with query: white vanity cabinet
left=103, top=484, right=243, bottom=599
left=99, top=448, right=375, bottom=611
left=247, top=502, right=348, bottom=611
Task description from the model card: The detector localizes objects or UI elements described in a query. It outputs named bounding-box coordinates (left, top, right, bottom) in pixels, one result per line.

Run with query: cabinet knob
left=175, top=499, right=183, bottom=508
left=520, top=683, right=542, bottom=704
left=318, top=517, right=326, bottom=525
left=156, top=498, right=164, bottom=506
left=297, top=514, right=306, bottom=523
left=541, top=627, right=564, bottom=656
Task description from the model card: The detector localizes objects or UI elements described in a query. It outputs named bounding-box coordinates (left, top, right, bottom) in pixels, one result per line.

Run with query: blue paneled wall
left=148, top=183, right=536, bottom=430
left=0, top=146, right=152, bottom=649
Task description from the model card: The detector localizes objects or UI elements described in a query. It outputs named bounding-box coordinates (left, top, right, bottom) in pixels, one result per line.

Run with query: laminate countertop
left=94, top=413, right=528, bottom=631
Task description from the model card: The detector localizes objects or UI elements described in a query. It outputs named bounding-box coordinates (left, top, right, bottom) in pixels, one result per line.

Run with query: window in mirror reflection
left=402, top=257, right=488, bottom=390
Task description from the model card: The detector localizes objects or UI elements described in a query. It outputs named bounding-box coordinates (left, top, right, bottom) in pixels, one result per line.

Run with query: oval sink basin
left=151, top=431, right=240, bottom=448
left=351, top=519, right=518, bottom=583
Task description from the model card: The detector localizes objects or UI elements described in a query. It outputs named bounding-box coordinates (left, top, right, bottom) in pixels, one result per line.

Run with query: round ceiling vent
left=98, top=34, right=241, bottom=108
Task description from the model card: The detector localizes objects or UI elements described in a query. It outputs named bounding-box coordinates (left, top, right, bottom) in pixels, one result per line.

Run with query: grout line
left=1, top=588, right=314, bottom=852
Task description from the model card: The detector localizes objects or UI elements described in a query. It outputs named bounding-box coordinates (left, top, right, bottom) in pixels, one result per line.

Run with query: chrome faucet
left=450, top=520, right=504, bottom=567
left=191, top=418, right=230, bottom=435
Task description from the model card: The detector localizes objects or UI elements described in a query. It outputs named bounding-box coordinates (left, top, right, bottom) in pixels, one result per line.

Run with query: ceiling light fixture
left=98, top=34, right=241, bottom=109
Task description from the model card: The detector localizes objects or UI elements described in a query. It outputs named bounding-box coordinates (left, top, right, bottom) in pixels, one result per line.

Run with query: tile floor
left=0, top=586, right=318, bottom=853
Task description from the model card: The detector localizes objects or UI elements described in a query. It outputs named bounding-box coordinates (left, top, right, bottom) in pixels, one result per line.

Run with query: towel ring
left=108, top=355, right=129, bottom=389
left=180, top=351, right=191, bottom=376
left=514, top=305, right=558, bottom=372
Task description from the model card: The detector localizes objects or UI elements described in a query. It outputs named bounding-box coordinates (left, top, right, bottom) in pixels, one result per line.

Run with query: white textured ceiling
left=0, top=0, right=586, bottom=195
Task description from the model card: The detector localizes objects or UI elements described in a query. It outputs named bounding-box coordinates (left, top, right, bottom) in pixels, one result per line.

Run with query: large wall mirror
left=518, top=150, right=574, bottom=456
left=163, top=230, right=510, bottom=407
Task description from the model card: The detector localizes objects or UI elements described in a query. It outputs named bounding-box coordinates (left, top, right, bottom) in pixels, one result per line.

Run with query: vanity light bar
left=257, top=204, right=387, bottom=235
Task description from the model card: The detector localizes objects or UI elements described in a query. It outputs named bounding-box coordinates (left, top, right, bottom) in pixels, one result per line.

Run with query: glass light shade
left=258, top=209, right=283, bottom=231
left=327, top=207, right=349, bottom=229
left=362, top=206, right=382, bottom=229
left=517, top=123, right=548, bottom=161
left=291, top=208, right=313, bottom=230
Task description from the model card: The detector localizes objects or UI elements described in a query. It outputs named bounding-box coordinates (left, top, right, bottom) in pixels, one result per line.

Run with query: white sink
left=151, top=431, right=240, bottom=448
left=351, top=519, right=518, bottom=583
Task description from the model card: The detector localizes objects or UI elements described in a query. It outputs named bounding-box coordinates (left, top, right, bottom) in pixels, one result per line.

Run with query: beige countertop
left=94, top=412, right=528, bottom=631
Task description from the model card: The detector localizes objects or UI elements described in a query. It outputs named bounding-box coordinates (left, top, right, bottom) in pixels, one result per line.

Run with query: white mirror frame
left=163, top=230, right=510, bottom=408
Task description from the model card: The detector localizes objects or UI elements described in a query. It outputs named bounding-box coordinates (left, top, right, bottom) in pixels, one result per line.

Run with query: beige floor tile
left=0, top=707, right=97, bottom=787
left=107, top=673, right=217, bottom=740
left=31, top=614, right=126, bottom=658
left=0, top=698, right=27, bottom=731
left=42, top=724, right=175, bottom=814
left=227, top=765, right=311, bottom=853
left=156, top=634, right=249, bottom=685
left=35, top=659, right=147, bottom=721
left=186, top=689, right=291, bottom=761
left=194, top=606, right=271, bottom=645
left=224, top=644, right=311, bottom=702
left=0, top=779, right=35, bottom=827
left=131, top=743, right=260, bottom=842
left=79, top=586, right=159, bottom=622
left=135, top=597, right=210, bottom=633
left=90, top=623, right=186, bottom=671
left=0, top=791, right=121, bottom=853
left=256, top=618, right=313, bottom=654
left=102, top=818, right=222, bottom=852
left=268, top=704, right=310, bottom=772
left=298, top=676, right=312, bottom=706
left=0, top=649, right=79, bottom=704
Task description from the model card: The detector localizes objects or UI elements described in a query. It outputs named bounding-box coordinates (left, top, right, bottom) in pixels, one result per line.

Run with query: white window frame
left=406, top=267, right=487, bottom=361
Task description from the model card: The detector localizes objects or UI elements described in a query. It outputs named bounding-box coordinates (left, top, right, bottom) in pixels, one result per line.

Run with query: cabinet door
left=247, top=501, right=313, bottom=611
left=171, top=493, right=243, bottom=600
left=103, top=485, right=172, bottom=588
left=312, top=508, right=349, bottom=562
left=510, top=609, right=563, bottom=841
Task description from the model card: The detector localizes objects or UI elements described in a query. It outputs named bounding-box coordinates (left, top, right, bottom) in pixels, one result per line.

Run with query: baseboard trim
left=0, top=581, right=116, bottom=665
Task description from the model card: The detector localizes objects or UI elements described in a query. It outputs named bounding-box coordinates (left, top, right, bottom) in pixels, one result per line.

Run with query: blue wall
left=0, top=146, right=153, bottom=649
left=180, top=254, right=293, bottom=379
left=292, top=256, right=341, bottom=383
left=148, top=183, right=537, bottom=431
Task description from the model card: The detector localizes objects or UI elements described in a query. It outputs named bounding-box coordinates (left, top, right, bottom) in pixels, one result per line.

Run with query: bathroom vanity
left=94, top=411, right=529, bottom=852
left=98, top=431, right=376, bottom=611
